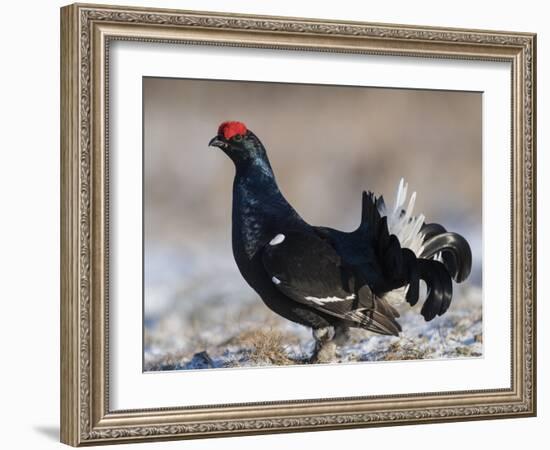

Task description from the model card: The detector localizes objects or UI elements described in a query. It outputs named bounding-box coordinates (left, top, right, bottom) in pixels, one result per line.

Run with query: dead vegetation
left=230, top=329, right=297, bottom=366
left=144, top=284, right=483, bottom=371
left=382, top=340, right=431, bottom=361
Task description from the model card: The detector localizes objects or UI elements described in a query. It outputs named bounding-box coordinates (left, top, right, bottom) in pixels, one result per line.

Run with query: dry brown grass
left=229, top=328, right=296, bottom=366
left=382, top=340, right=431, bottom=361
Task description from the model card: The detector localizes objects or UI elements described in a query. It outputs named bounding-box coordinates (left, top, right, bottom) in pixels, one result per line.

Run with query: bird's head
left=208, top=121, right=267, bottom=165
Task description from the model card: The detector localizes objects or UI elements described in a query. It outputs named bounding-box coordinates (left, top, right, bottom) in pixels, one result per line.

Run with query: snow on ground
left=144, top=246, right=482, bottom=371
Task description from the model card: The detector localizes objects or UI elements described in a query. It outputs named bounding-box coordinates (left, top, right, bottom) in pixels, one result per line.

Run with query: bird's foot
left=309, top=341, right=337, bottom=364
left=309, top=327, right=337, bottom=364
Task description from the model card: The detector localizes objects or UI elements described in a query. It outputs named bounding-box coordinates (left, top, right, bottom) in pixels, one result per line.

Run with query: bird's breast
left=232, top=201, right=269, bottom=262
left=231, top=175, right=299, bottom=277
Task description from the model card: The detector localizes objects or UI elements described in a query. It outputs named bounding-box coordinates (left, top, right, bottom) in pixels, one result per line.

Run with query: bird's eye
left=233, top=134, right=243, bottom=142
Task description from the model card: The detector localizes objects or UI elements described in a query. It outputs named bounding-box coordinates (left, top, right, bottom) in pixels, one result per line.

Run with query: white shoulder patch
left=272, top=276, right=281, bottom=285
left=269, top=234, right=285, bottom=246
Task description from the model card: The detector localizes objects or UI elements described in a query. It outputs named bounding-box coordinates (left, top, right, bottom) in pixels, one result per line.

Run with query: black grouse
left=209, top=121, right=472, bottom=362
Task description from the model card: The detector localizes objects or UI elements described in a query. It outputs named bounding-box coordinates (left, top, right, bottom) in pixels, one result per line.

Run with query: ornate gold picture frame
left=60, top=3, right=536, bottom=446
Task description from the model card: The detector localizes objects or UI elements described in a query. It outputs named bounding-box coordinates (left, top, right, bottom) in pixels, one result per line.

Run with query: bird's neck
left=231, top=157, right=282, bottom=262
left=235, top=156, right=280, bottom=196
left=232, top=154, right=303, bottom=262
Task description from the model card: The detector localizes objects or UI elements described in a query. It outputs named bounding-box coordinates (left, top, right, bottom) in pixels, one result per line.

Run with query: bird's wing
left=262, top=230, right=401, bottom=336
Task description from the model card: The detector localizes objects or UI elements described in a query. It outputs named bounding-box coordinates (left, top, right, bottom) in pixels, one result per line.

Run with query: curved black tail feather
left=359, top=192, right=472, bottom=322
left=420, top=223, right=472, bottom=283
left=418, top=258, right=453, bottom=321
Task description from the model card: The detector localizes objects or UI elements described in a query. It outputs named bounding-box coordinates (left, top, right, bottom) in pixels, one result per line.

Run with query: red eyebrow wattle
left=218, top=121, right=248, bottom=140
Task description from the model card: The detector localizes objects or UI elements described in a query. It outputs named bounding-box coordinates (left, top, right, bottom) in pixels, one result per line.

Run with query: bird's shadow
left=33, top=425, right=59, bottom=441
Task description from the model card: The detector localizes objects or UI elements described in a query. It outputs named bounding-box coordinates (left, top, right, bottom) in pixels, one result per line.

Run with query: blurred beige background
left=143, top=77, right=482, bottom=369
left=144, top=77, right=481, bottom=244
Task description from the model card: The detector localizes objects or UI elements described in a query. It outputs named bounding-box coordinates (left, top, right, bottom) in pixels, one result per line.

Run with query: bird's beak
left=209, top=136, right=228, bottom=149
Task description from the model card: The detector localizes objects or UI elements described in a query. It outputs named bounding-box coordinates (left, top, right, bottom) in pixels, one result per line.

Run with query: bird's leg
left=333, top=325, right=351, bottom=346
left=309, top=327, right=336, bottom=363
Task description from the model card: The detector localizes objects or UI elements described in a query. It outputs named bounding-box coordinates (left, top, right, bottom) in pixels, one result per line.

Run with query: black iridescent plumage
left=209, top=122, right=472, bottom=362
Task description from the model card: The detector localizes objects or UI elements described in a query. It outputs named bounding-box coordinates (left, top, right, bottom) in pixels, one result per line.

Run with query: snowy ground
left=143, top=246, right=482, bottom=371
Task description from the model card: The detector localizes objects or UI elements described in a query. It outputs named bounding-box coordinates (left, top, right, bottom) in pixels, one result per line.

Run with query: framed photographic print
left=60, top=3, right=537, bottom=446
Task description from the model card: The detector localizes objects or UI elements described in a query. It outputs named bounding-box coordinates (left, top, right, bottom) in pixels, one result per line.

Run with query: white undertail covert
left=377, top=178, right=427, bottom=306
left=377, top=178, right=426, bottom=256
